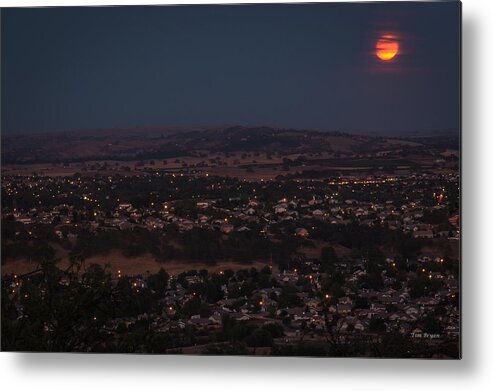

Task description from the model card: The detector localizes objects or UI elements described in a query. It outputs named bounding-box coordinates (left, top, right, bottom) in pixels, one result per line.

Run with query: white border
left=2, top=0, right=493, bottom=390
left=0, top=0, right=468, bottom=6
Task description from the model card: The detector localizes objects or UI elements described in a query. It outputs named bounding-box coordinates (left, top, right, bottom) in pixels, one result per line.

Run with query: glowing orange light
left=376, top=35, right=399, bottom=61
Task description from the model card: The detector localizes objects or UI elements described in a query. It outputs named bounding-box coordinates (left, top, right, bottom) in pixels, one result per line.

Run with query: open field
left=2, top=150, right=459, bottom=181
left=1, top=250, right=274, bottom=277
left=2, top=236, right=458, bottom=278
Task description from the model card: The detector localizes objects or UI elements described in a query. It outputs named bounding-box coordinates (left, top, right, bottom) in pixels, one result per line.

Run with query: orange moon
left=375, top=35, right=399, bottom=61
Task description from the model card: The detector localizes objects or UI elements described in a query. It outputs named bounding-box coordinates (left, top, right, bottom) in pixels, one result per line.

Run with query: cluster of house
left=2, top=169, right=460, bottom=353
left=4, top=172, right=459, bottom=244
left=5, top=252, right=460, bottom=350
left=47, top=255, right=456, bottom=348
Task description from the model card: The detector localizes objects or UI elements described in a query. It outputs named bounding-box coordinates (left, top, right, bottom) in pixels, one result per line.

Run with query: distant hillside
left=1, top=125, right=457, bottom=165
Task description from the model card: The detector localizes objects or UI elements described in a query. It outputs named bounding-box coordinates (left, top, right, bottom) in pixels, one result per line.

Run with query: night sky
left=1, top=2, right=461, bottom=135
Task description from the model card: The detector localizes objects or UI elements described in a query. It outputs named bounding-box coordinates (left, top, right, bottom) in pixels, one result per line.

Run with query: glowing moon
left=375, top=35, right=399, bottom=61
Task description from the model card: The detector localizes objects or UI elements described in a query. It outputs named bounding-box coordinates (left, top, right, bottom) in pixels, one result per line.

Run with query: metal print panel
left=1, top=1, right=461, bottom=358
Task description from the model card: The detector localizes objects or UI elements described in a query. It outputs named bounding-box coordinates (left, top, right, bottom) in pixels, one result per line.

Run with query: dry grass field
left=1, top=250, right=274, bottom=277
